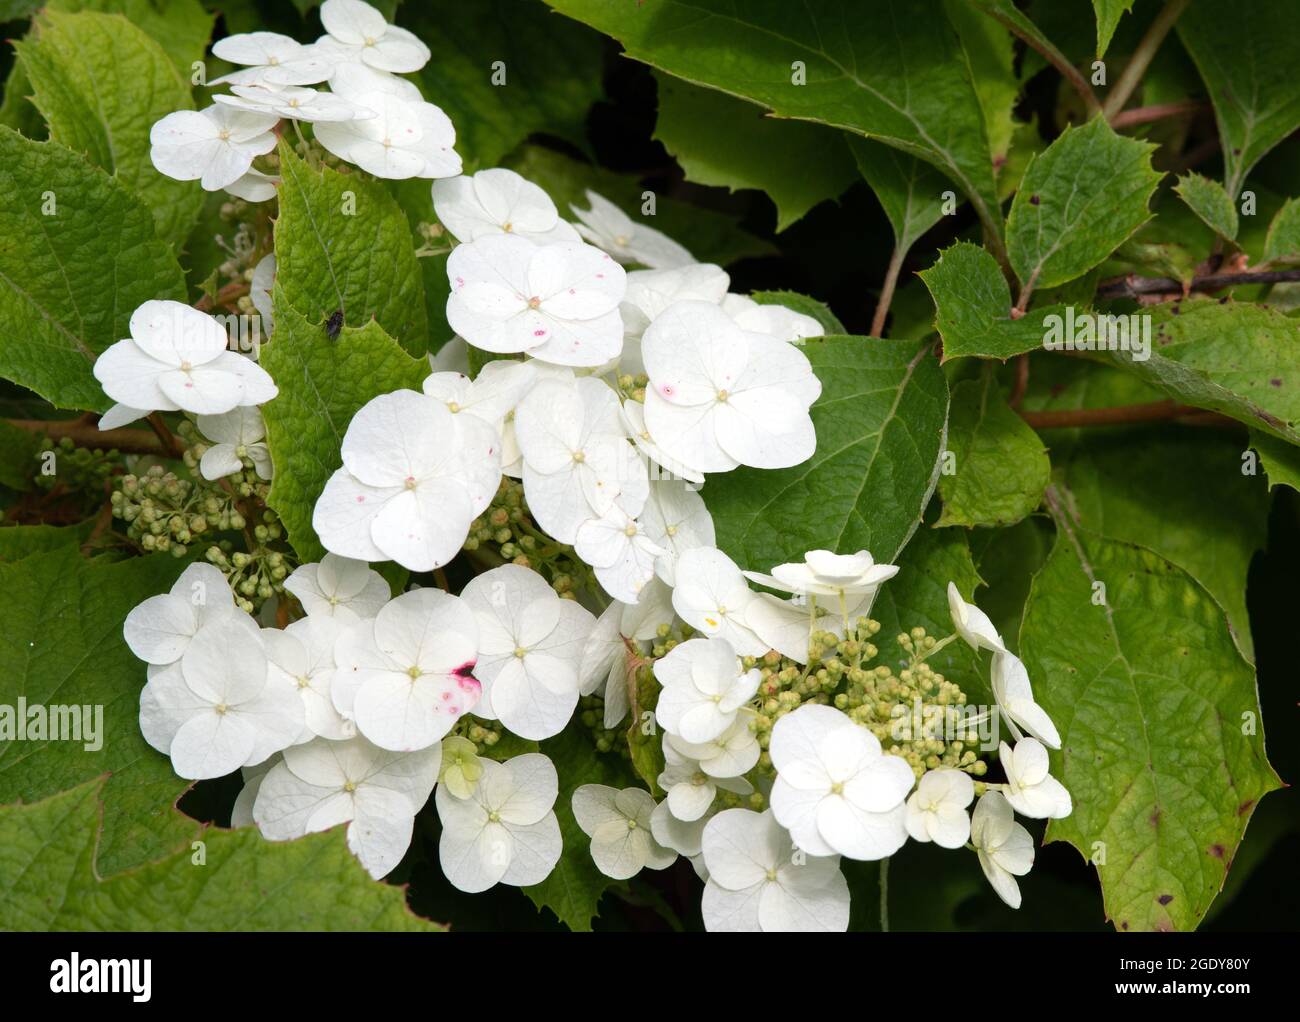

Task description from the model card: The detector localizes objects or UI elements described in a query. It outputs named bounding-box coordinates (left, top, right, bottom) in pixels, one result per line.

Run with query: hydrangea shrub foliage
left=0, top=0, right=1293, bottom=933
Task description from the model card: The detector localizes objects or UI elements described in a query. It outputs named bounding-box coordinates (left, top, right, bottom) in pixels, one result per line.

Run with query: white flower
left=314, top=89, right=461, bottom=179
left=657, top=737, right=753, bottom=821
left=722, top=293, right=824, bottom=344
left=215, top=84, right=372, bottom=122
left=574, top=505, right=664, bottom=603
left=701, top=808, right=850, bottom=932
left=224, top=168, right=279, bottom=202
left=210, top=31, right=333, bottom=86
left=670, top=547, right=766, bottom=656
left=638, top=480, right=715, bottom=586
left=743, top=591, right=864, bottom=665
left=514, top=374, right=647, bottom=543
left=429, top=336, right=470, bottom=374
left=577, top=577, right=674, bottom=727
left=653, top=636, right=760, bottom=743
left=971, top=791, right=1034, bottom=909
left=999, top=739, right=1072, bottom=819
left=947, top=581, right=1006, bottom=652
left=150, top=105, right=279, bottom=191
left=642, top=301, right=821, bottom=473
left=665, top=714, right=760, bottom=779
left=904, top=768, right=975, bottom=848
left=572, top=784, right=676, bottom=879
left=438, top=735, right=483, bottom=800
left=312, top=389, right=500, bottom=571
left=331, top=588, right=480, bottom=750
left=446, top=235, right=627, bottom=365
left=650, top=798, right=712, bottom=862
left=459, top=565, right=593, bottom=741
left=283, top=553, right=389, bottom=624
left=619, top=399, right=703, bottom=485
left=421, top=357, right=535, bottom=435
left=197, top=406, right=273, bottom=481
left=432, top=168, right=580, bottom=244
left=263, top=615, right=355, bottom=741
left=139, top=615, right=303, bottom=779
left=250, top=253, right=276, bottom=333
left=991, top=650, right=1061, bottom=749
left=253, top=735, right=439, bottom=878
left=94, top=300, right=276, bottom=416
left=317, top=0, right=431, bottom=73
left=231, top=757, right=276, bottom=827
left=435, top=753, right=562, bottom=893
left=621, top=263, right=730, bottom=339
left=124, top=562, right=237, bottom=665
left=570, top=190, right=693, bottom=269
left=769, top=703, right=914, bottom=860
left=746, top=549, right=898, bottom=601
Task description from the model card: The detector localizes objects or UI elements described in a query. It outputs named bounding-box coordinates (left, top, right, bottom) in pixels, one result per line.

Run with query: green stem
left=1102, top=0, right=1190, bottom=121
left=879, top=856, right=891, bottom=933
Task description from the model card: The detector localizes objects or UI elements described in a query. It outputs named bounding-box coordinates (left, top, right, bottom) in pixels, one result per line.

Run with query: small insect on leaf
left=325, top=309, right=344, bottom=341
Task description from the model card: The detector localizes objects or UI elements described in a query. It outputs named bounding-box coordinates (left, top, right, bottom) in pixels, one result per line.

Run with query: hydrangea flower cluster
left=108, top=3, right=1073, bottom=929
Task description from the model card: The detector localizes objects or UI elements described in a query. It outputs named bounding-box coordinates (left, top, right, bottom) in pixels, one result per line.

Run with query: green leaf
left=0, top=420, right=39, bottom=491
left=1174, top=172, right=1238, bottom=242
left=502, top=144, right=775, bottom=267
left=937, top=373, right=1049, bottom=528
left=261, top=297, right=430, bottom=563
left=1020, top=507, right=1281, bottom=932
left=0, top=779, right=442, bottom=930
left=406, top=0, right=602, bottom=170
left=523, top=724, right=630, bottom=931
left=17, top=10, right=203, bottom=246
left=1007, top=116, right=1160, bottom=292
left=847, top=137, right=948, bottom=253
left=1029, top=361, right=1267, bottom=662
left=1102, top=299, right=1300, bottom=445
left=0, top=126, right=187, bottom=412
left=1248, top=428, right=1300, bottom=492
left=653, top=72, right=857, bottom=232
left=704, top=336, right=948, bottom=571
left=1263, top=197, right=1300, bottom=264
left=1092, top=0, right=1135, bottom=58
left=967, top=1, right=1087, bottom=94
left=0, top=520, right=95, bottom=561
left=944, top=0, right=1017, bottom=166
left=274, top=142, right=428, bottom=355
left=920, top=242, right=1066, bottom=361
left=0, top=547, right=200, bottom=875
left=869, top=525, right=988, bottom=704
left=0, top=0, right=212, bottom=150
left=545, top=0, right=1005, bottom=250
left=750, top=290, right=845, bottom=334
left=56, top=0, right=211, bottom=78
left=1178, top=1, right=1300, bottom=199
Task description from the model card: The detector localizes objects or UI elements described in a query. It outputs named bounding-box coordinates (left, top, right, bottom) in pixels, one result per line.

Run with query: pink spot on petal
left=533, top=329, right=546, bottom=337
left=356, top=496, right=366, bottom=503
left=595, top=273, right=604, bottom=279
left=441, top=691, right=451, bottom=700
left=661, top=384, right=675, bottom=397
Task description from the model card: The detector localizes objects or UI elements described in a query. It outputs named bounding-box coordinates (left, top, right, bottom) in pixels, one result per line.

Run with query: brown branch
left=1008, top=356, right=1030, bottom=409
left=1017, top=400, right=1238, bottom=430
left=870, top=247, right=905, bottom=337
left=1097, top=268, right=1300, bottom=300
left=194, top=280, right=250, bottom=313
left=6, top=414, right=173, bottom=456
left=1110, top=100, right=1206, bottom=130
